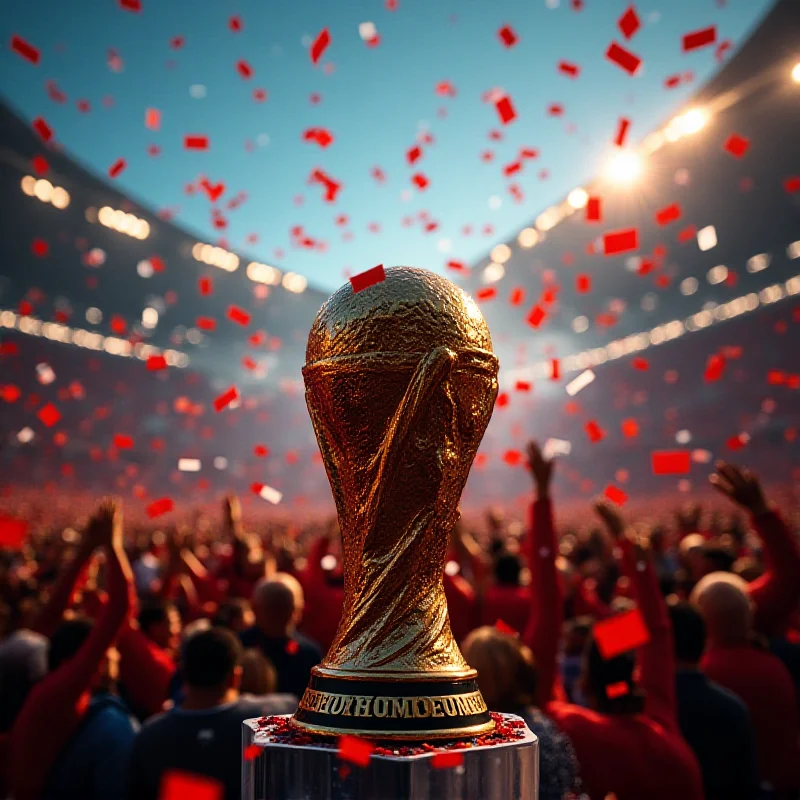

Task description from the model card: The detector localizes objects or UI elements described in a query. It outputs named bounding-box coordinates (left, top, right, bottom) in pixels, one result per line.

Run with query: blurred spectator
left=669, top=599, right=759, bottom=800
left=128, top=627, right=295, bottom=800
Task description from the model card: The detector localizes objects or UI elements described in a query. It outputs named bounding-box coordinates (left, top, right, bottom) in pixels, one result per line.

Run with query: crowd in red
left=0, top=444, right=798, bottom=800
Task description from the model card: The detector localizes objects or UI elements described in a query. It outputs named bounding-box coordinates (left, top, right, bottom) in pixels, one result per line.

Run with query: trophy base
left=243, top=713, right=539, bottom=800
left=290, top=667, right=494, bottom=739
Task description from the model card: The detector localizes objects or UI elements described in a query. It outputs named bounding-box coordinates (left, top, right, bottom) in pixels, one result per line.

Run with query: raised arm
left=595, top=500, right=677, bottom=734
left=710, top=462, right=800, bottom=636
left=522, top=441, right=563, bottom=707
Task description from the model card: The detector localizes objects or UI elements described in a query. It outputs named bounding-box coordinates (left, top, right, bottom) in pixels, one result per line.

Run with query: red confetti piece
left=631, top=358, right=649, bottom=371
left=682, top=25, right=716, bottom=52
left=515, top=380, right=531, bottom=392
left=338, top=735, right=374, bottom=767
left=32, top=117, right=53, bottom=142
left=784, top=177, right=800, bottom=194
left=723, top=133, right=750, bottom=159
left=2, top=385, right=22, bottom=402
left=31, top=155, right=49, bottom=174
left=605, top=42, right=642, bottom=76
left=198, top=277, right=213, bottom=296
left=37, top=403, right=61, bottom=428
left=11, top=34, right=40, bottom=65
left=603, top=228, right=638, bottom=256
left=509, top=287, right=525, bottom=306
left=586, top=196, right=602, bottom=222
left=227, top=305, right=251, bottom=326
left=431, top=751, right=464, bottom=769
left=576, top=274, right=591, bottom=293
left=0, top=516, right=28, bottom=548
left=495, top=95, right=517, bottom=125
left=726, top=434, right=748, bottom=451
left=159, top=771, right=222, bottom=800
left=310, top=28, right=331, bottom=65
left=526, top=304, right=547, bottom=329
left=406, top=145, right=422, bottom=164
left=146, top=355, right=168, bottom=371
left=113, top=434, right=134, bottom=450
left=654, top=203, right=681, bottom=226
left=603, top=484, right=628, bottom=506
left=254, top=444, right=270, bottom=458
left=184, top=135, right=209, bottom=150
left=498, top=25, right=518, bottom=48
left=594, top=609, right=650, bottom=659
left=213, top=386, right=239, bottom=412
left=558, top=60, right=580, bottom=78
left=243, top=744, right=262, bottom=761
left=350, top=264, right=386, bottom=293
left=621, top=419, right=639, bottom=438
left=303, top=128, right=334, bottom=148
left=229, top=15, right=242, bottom=32
left=495, top=618, right=518, bottom=635
left=196, top=317, right=216, bottom=331
left=412, top=173, right=429, bottom=190
left=475, top=287, right=497, bottom=302
left=585, top=420, right=605, bottom=443
left=286, top=639, right=300, bottom=654
left=606, top=681, right=629, bottom=699
left=108, top=158, right=126, bottom=179
left=145, top=108, right=160, bottom=130
left=236, top=60, right=253, bottom=79
left=617, top=6, right=641, bottom=39
left=446, top=260, right=468, bottom=274
left=651, top=450, right=691, bottom=475
left=550, top=359, right=561, bottom=381
left=118, top=0, right=142, bottom=12
left=31, top=238, right=49, bottom=257
left=547, top=103, right=564, bottom=116
left=703, top=353, right=726, bottom=382
left=613, top=117, right=631, bottom=147
left=677, top=225, right=697, bottom=243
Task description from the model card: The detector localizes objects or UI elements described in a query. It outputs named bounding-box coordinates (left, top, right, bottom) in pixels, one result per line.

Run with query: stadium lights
left=21, top=176, right=70, bottom=210
left=490, top=244, right=512, bottom=264
left=246, top=261, right=282, bottom=285
left=792, top=62, right=800, bottom=83
left=517, top=228, right=539, bottom=248
left=536, top=206, right=563, bottom=232
left=97, top=206, right=150, bottom=240
left=0, top=309, right=188, bottom=367
left=605, top=150, right=643, bottom=184
left=192, top=242, right=239, bottom=272
left=281, top=272, right=308, bottom=293
left=482, top=262, right=505, bottom=284
left=566, top=188, right=589, bottom=209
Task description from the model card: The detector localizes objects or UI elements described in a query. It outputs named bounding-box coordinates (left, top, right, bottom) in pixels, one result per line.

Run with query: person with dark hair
left=128, top=626, right=296, bottom=800
left=10, top=499, right=136, bottom=800
left=213, top=598, right=255, bottom=634
left=668, top=600, right=760, bottom=800
left=462, top=626, right=579, bottom=800
left=479, top=551, right=532, bottom=635
left=524, top=442, right=703, bottom=800
left=693, top=463, right=800, bottom=796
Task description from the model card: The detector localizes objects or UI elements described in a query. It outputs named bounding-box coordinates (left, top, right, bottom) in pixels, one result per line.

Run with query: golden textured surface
left=302, top=267, right=499, bottom=678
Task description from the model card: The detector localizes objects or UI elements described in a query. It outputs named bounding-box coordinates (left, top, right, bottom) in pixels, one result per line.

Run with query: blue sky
left=1, top=0, right=772, bottom=292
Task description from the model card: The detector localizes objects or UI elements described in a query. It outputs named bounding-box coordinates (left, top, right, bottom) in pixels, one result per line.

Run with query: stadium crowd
left=0, top=444, right=798, bottom=800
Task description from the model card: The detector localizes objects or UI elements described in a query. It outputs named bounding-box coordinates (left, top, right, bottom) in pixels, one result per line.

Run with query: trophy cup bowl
left=291, top=267, right=500, bottom=740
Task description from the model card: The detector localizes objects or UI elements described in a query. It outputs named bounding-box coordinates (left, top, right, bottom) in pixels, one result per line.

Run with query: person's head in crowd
left=679, top=533, right=707, bottom=583
left=239, top=648, right=277, bottom=695
left=252, top=573, right=304, bottom=638
left=581, top=638, right=645, bottom=714
left=213, top=599, right=255, bottom=634
left=0, top=628, right=47, bottom=731
left=701, top=542, right=736, bottom=575
left=138, top=597, right=181, bottom=654
left=668, top=600, right=706, bottom=667
left=48, top=617, right=120, bottom=693
left=733, top=556, right=763, bottom=583
left=690, top=572, right=752, bottom=648
left=563, top=617, right=593, bottom=658
left=462, top=627, right=538, bottom=713
left=494, top=552, right=522, bottom=587
left=182, top=627, right=243, bottom=708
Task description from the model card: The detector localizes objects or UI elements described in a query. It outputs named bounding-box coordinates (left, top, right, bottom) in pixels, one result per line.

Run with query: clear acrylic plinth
left=242, top=713, right=538, bottom=800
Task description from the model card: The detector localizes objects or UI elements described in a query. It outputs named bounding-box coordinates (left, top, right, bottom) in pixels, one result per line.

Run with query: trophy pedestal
left=242, top=713, right=538, bottom=800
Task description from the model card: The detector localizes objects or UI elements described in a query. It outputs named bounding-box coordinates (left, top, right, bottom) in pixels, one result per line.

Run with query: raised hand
left=526, top=440, right=554, bottom=496
left=593, top=498, right=625, bottom=540
left=83, top=498, right=123, bottom=552
left=223, top=494, right=244, bottom=537
left=709, top=462, right=769, bottom=516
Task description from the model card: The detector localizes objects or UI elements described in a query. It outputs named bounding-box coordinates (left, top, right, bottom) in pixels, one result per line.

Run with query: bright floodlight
left=792, top=62, right=800, bottom=83
left=680, top=108, right=708, bottom=135
left=606, top=151, right=643, bottom=184
left=567, top=187, right=589, bottom=209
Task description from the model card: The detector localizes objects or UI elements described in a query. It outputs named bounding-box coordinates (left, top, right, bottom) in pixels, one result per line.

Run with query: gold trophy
left=291, top=267, right=499, bottom=739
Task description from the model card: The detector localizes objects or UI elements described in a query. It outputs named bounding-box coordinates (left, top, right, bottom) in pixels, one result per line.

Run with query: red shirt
left=298, top=536, right=344, bottom=652
left=702, top=645, right=800, bottom=791
left=9, top=550, right=133, bottom=800
left=529, top=496, right=703, bottom=800
left=480, top=585, right=531, bottom=635
left=118, top=624, right=176, bottom=719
